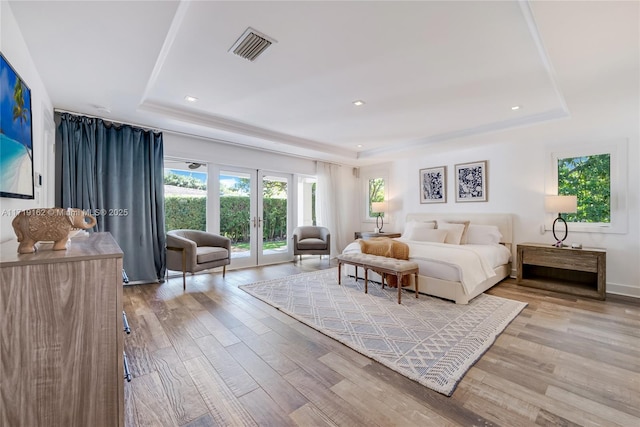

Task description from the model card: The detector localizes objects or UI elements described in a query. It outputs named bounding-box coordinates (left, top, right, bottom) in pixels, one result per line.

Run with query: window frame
left=362, top=171, right=389, bottom=222
left=545, top=139, right=628, bottom=234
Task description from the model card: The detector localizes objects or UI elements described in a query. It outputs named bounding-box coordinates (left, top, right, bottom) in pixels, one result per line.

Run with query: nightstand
left=354, top=231, right=401, bottom=240
left=517, top=243, right=606, bottom=300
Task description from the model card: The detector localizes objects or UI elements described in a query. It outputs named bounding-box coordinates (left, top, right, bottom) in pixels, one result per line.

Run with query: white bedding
left=342, top=239, right=511, bottom=295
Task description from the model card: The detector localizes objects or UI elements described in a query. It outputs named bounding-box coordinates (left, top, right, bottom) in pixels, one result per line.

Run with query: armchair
left=292, top=226, right=331, bottom=262
left=166, top=229, right=231, bottom=289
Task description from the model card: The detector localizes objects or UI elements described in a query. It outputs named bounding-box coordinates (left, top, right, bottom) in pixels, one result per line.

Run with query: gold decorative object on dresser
left=517, top=242, right=606, bottom=300
left=0, top=232, right=124, bottom=426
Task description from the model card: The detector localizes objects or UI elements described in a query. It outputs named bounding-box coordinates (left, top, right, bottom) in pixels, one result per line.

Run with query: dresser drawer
left=522, top=248, right=598, bottom=273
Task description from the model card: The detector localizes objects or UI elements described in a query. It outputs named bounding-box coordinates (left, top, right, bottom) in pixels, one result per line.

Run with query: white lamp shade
left=371, top=202, right=387, bottom=213
left=545, top=195, right=577, bottom=214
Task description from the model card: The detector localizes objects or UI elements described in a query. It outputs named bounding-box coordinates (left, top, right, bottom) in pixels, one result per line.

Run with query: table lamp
left=544, top=195, right=577, bottom=247
left=371, top=202, right=387, bottom=233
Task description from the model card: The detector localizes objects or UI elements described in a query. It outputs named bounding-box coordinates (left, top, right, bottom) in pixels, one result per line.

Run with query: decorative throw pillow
left=436, top=222, right=466, bottom=245
left=408, top=228, right=448, bottom=243
left=466, top=224, right=503, bottom=245
left=402, top=220, right=436, bottom=238
left=442, top=220, right=470, bottom=244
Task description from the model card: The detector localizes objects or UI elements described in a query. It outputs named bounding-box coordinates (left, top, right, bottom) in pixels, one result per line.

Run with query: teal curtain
left=56, top=113, right=166, bottom=283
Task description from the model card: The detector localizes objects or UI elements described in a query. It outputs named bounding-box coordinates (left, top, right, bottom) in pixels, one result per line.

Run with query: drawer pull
left=123, top=351, right=132, bottom=382
left=122, top=311, right=131, bottom=334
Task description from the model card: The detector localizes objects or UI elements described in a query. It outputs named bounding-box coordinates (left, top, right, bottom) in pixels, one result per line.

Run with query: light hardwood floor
left=123, top=259, right=640, bottom=427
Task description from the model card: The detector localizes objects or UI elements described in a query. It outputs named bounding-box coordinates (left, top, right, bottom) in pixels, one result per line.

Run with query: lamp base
left=376, top=214, right=384, bottom=233
left=552, top=215, right=568, bottom=247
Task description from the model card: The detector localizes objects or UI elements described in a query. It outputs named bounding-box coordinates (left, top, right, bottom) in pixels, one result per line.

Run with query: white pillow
left=402, top=220, right=436, bottom=238
left=466, top=224, right=503, bottom=245
left=436, top=222, right=466, bottom=245
left=408, top=228, right=448, bottom=243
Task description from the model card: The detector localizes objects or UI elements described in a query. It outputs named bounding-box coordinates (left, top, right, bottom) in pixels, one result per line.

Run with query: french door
left=218, top=167, right=292, bottom=268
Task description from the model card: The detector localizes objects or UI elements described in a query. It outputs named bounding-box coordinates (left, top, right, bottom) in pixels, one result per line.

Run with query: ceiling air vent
left=229, top=27, right=276, bottom=62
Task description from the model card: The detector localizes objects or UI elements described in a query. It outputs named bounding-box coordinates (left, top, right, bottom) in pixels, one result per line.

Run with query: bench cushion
left=337, top=253, right=418, bottom=272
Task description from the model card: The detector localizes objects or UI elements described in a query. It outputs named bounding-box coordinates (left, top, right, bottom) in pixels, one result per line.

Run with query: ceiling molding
left=517, top=0, right=569, bottom=113
left=357, top=108, right=570, bottom=159
left=140, top=0, right=192, bottom=104
left=138, top=100, right=357, bottom=159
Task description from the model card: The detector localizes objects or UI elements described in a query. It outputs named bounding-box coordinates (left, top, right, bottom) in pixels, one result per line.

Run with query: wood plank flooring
left=123, top=259, right=640, bottom=426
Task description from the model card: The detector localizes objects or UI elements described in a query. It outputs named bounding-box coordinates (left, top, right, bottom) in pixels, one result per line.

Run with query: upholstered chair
left=292, top=226, right=331, bottom=262
left=166, top=230, right=231, bottom=289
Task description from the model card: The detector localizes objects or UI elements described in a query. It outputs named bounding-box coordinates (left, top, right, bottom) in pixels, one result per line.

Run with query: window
left=547, top=140, right=627, bottom=234
left=361, top=169, right=388, bottom=221
left=557, top=154, right=610, bottom=223
left=368, top=177, right=385, bottom=218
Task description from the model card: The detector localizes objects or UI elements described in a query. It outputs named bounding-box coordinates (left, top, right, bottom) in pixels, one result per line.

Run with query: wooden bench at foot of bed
left=336, top=253, right=419, bottom=304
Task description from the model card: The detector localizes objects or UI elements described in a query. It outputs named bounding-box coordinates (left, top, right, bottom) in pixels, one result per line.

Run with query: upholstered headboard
left=404, top=213, right=513, bottom=245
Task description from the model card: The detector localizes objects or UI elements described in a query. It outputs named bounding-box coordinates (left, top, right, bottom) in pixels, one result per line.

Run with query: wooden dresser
left=0, top=232, right=124, bottom=426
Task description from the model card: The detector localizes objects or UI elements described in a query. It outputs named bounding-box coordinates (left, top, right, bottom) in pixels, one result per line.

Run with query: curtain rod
left=53, top=108, right=354, bottom=167
left=54, top=108, right=161, bottom=133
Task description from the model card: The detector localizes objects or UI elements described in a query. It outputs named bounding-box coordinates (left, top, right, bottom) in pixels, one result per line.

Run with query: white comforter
left=342, top=239, right=510, bottom=295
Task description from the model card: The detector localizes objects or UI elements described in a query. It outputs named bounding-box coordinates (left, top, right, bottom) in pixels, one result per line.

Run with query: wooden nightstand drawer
left=521, top=247, right=598, bottom=273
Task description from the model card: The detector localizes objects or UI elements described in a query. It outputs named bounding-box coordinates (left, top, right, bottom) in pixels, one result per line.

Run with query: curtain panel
left=56, top=113, right=166, bottom=283
left=316, top=161, right=344, bottom=257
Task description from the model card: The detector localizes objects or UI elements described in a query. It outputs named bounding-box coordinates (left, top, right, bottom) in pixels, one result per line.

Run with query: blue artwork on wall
left=420, top=166, right=447, bottom=203
left=1, top=52, right=34, bottom=199
left=455, top=161, right=487, bottom=202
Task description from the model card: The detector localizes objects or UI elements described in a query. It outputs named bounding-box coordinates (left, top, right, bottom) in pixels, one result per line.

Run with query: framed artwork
left=419, top=166, right=446, bottom=203
left=455, top=160, right=487, bottom=202
left=1, top=53, right=34, bottom=199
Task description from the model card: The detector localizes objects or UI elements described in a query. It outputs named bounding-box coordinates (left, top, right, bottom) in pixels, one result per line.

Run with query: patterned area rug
left=240, top=268, right=527, bottom=396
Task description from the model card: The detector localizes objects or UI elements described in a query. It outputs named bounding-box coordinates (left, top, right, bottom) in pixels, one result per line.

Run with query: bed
left=342, top=213, right=513, bottom=304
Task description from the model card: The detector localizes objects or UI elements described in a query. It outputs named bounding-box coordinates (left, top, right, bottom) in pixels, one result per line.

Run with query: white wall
left=0, top=2, right=54, bottom=242
left=361, top=137, right=639, bottom=297
left=164, top=132, right=318, bottom=175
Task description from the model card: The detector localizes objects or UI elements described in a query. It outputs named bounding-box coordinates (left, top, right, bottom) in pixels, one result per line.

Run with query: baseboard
left=606, top=282, right=640, bottom=299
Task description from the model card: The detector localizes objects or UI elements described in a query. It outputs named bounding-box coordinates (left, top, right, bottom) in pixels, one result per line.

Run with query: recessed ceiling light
left=511, top=105, right=521, bottom=110
left=357, top=144, right=363, bottom=148
left=353, top=100, right=365, bottom=106
left=185, top=95, right=198, bottom=103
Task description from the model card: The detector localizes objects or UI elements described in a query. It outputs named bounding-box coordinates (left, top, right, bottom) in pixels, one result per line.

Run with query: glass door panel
left=164, top=162, right=208, bottom=231
left=219, top=169, right=256, bottom=268
left=258, top=172, right=291, bottom=264
left=218, top=168, right=292, bottom=268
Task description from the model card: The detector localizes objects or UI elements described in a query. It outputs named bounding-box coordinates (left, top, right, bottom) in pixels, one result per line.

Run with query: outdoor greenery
left=165, top=196, right=206, bottom=231
left=557, top=154, right=610, bottom=223
left=165, top=194, right=288, bottom=243
left=219, top=196, right=287, bottom=242
left=164, top=172, right=288, bottom=243
left=165, top=172, right=206, bottom=190
left=368, top=177, right=384, bottom=217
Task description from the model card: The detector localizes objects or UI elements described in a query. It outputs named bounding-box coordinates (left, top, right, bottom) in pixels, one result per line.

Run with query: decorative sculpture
left=11, top=208, right=97, bottom=254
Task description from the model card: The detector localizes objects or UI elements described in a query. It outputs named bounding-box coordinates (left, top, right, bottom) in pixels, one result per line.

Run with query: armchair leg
left=223, top=265, right=226, bottom=277
left=181, top=249, right=186, bottom=290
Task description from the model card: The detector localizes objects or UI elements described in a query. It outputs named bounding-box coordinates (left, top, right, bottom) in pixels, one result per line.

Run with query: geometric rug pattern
left=240, top=268, right=527, bottom=396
